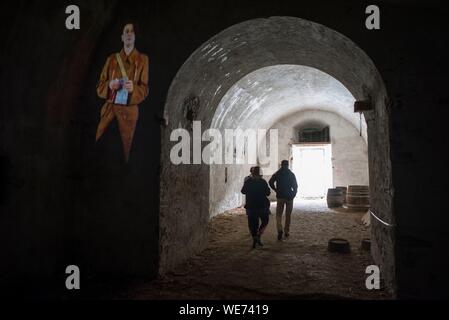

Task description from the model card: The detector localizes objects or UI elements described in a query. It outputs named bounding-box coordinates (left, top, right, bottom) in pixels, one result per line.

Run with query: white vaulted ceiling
left=212, top=64, right=367, bottom=140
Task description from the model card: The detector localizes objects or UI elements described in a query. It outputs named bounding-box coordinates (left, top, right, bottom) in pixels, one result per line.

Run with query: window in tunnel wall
left=298, top=126, right=330, bottom=143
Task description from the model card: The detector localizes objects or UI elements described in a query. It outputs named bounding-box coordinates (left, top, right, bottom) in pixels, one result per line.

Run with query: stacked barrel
left=336, top=186, right=347, bottom=204
left=346, top=185, right=370, bottom=210
left=326, top=188, right=344, bottom=208
left=327, top=185, right=370, bottom=210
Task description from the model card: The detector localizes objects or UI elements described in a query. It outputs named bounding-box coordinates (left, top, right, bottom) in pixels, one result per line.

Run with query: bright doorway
left=291, top=144, right=333, bottom=199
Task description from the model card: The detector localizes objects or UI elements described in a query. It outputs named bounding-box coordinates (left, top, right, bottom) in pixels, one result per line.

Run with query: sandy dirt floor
left=104, top=199, right=390, bottom=300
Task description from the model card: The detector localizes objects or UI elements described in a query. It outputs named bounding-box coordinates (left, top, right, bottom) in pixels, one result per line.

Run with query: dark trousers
left=247, top=208, right=270, bottom=237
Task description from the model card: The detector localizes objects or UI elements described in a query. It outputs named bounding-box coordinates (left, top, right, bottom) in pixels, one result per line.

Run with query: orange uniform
left=95, top=48, right=149, bottom=162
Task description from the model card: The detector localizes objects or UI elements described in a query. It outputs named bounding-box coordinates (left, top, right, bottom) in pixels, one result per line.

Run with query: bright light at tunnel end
left=169, top=121, right=279, bottom=175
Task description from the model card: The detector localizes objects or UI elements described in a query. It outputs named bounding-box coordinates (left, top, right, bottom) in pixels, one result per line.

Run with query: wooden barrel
left=336, top=186, right=347, bottom=204
left=327, top=188, right=344, bottom=208
left=346, top=185, right=370, bottom=210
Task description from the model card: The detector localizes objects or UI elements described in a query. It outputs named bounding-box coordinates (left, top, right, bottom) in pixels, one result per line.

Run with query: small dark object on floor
left=328, top=238, right=351, bottom=253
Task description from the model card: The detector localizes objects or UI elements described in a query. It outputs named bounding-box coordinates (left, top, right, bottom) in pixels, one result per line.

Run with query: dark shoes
left=277, top=231, right=283, bottom=241
left=252, top=235, right=263, bottom=249
left=252, top=238, right=257, bottom=249
left=278, top=231, right=289, bottom=240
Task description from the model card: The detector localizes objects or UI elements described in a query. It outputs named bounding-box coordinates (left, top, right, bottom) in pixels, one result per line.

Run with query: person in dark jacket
left=244, top=167, right=256, bottom=182
left=269, top=160, right=298, bottom=240
left=241, top=166, right=271, bottom=249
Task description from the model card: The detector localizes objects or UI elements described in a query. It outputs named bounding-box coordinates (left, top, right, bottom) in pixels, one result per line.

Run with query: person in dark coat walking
left=269, top=160, right=298, bottom=240
left=241, top=166, right=271, bottom=249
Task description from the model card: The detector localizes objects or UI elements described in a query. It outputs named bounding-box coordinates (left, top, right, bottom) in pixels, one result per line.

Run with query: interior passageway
left=160, top=16, right=394, bottom=296
left=111, top=201, right=388, bottom=299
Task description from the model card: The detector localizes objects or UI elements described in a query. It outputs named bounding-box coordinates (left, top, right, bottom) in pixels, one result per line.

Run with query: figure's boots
left=256, top=235, right=263, bottom=246
left=277, top=231, right=283, bottom=241
left=252, top=236, right=258, bottom=249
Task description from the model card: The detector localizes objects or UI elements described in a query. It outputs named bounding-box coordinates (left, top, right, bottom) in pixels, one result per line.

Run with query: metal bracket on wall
left=354, top=99, right=373, bottom=112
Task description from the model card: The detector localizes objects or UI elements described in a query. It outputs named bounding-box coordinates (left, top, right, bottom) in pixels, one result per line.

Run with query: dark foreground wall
left=0, top=0, right=448, bottom=298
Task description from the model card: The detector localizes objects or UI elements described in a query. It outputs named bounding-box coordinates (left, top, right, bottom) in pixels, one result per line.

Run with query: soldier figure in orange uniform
left=95, top=23, right=149, bottom=162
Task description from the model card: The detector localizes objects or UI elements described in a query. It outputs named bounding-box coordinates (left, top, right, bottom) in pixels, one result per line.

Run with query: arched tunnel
left=1, top=0, right=449, bottom=301
left=160, top=17, right=394, bottom=296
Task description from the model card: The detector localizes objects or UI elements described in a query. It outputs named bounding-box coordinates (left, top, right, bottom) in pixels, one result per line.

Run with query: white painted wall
left=270, top=110, right=369, bottom=194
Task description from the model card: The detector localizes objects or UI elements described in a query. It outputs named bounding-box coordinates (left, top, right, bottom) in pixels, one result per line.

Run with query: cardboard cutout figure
left=95, top=23, right=149, bottom=162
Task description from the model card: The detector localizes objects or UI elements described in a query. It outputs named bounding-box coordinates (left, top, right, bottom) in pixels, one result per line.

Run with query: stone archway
left=160, top=16, right=394, bottom=294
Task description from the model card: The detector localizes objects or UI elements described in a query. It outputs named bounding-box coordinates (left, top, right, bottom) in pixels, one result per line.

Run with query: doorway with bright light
left=291, top=144, right=333, bottom=199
